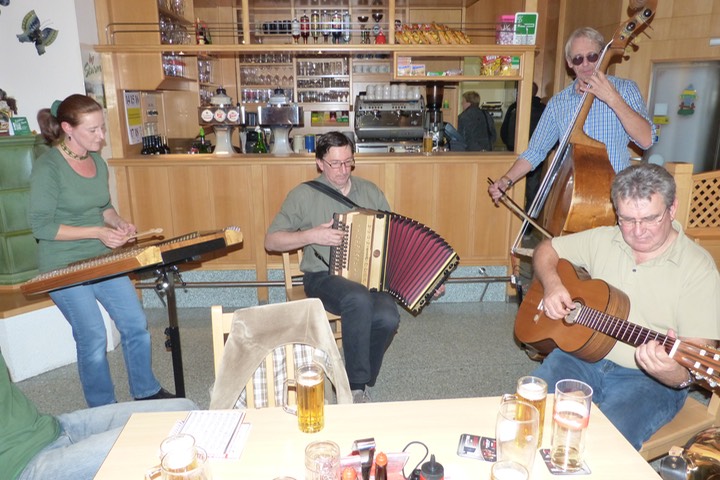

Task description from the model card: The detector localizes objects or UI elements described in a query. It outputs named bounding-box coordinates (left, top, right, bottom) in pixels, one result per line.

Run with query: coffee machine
left=424, top=82, right=444, bottom=151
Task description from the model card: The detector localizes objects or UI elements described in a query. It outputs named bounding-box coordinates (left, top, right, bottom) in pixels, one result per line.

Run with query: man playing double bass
left=488, top=27, right=654, bottom=202
left=528, top=163, right=720, bottom=449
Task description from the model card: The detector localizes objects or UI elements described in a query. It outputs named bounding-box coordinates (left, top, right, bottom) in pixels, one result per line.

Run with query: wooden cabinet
left=0, top=136, right=47, bottom=284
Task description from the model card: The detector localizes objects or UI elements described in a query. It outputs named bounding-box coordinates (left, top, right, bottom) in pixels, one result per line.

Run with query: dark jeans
left=304, top=271, right=400, bottom=389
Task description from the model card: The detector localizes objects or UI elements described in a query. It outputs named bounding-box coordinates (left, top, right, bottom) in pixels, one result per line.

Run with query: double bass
left=509, top=0, right=658, bottom=252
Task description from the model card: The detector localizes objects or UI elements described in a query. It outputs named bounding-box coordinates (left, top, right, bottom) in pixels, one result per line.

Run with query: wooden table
left=94, top=396, right=660, bottom=479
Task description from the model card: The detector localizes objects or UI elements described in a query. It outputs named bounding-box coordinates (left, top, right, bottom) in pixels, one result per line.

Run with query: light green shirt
left=552, top=221, right=720, bottom=368
left=28, top=148, right=113, bottom=272
left=267, top=175, right=390, bottom=273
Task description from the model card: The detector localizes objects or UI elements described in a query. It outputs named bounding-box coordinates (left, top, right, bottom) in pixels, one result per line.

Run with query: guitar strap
left=303, top=180, right=360, bottom=209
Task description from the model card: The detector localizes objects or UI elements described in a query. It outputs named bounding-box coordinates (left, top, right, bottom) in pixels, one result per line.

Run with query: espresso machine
left=257, top=89, right=303, bottom=155
left=424, top=82, right=444, bottom=151
left=354, top=92, right=424, bottom=152
left=197, top=87, right=245, bottom=155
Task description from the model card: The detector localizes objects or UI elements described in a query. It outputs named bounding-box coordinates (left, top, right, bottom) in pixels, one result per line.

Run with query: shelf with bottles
left=296, top=57, right=349, bottom=77
left=310, top=110, right=350, bottom=127
left=240, top=88, right=294, bottom=105
left=237, top=53, right=293, bottom=66
left=298, top=102, right=350, bottom=112
left=352, top=7, right=391, bottom=45
left=392, top=52, right=525, bottom=81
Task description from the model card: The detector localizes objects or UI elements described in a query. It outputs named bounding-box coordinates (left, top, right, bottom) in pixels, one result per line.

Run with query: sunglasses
left=570, top=52, right=600, bottom=66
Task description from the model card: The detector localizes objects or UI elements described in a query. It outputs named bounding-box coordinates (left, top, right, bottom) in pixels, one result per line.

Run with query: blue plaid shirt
left=521, top=75, right=655, bottom=173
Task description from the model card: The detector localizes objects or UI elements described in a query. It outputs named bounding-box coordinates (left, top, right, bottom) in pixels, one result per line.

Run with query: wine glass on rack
left=358, top=15, right=369, bottom=44
left=371, top=10, right=383, bottom=41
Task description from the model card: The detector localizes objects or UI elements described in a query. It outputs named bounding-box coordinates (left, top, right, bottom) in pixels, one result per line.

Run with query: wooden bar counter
left=109, top=151, right=522, bottom=289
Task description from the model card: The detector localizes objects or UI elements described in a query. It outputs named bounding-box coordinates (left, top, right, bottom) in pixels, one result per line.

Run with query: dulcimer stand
left=152, top=264, right=187, bottom=398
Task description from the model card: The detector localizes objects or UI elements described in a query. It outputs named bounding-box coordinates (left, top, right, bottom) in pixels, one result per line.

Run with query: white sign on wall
left=124, top=91, right=142, bottom=145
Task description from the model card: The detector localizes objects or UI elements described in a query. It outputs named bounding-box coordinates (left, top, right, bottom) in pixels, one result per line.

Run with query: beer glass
left=550, top=379, right=593, bottom=472
left=496, top=396, right=539, bottom=470
left=160, top=446, right=211, bottom=480
left=516, top=376, right=548, bottom=443
left=423, top=130, right=434, bottom=154
left=146, top=440, right=211, bottom=480
left=490, top=460, right=529, bottom=480
left=283, top=363, right=325, bottom=433
left=304, top=440, right=340, bottom=480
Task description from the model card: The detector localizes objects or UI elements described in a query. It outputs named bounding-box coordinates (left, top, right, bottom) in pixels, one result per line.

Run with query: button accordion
left=329, top=209, right=459, bottom=314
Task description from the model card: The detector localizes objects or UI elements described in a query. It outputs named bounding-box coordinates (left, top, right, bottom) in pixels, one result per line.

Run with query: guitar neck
left=574, top=305, right=720, bottom=388
left=574, top=306, right=672, bottom=351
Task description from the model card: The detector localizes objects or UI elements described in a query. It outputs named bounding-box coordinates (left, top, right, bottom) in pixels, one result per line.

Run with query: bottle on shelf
left=331, top=10, right=342, bottom=44
left=342, top=10, right=351, bottom=44
left=300, top=11, right=310, bottom=44
left=310, top=10, right=320, bottom=44
left=197, top=127, right=212, bottom=153
left=252, top=127, right=268, bottom=153
left=141, top=135, right=152, bottom=155
left=291, top=17, right=300, bottom=44
left=321, top=10, right=331, bottom=44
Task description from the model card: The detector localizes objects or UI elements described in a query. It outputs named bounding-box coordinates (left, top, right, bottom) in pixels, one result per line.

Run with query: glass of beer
left=550, top=379, right=593, bottom=472
left=423, top=130, right=434, bottom=154
left=283, top=363, right=325, bottom=433
left=490, top=460, right=529, bottom=480
left=496, top=396, right=539, bottom=470
left=160, top=446, right=211, bottom=480
left=516, top=376, right=548, bottom=444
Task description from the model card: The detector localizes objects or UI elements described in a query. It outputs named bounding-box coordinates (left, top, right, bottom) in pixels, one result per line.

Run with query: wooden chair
left=640, top=389, right=720, bottom=460
left=281, top=249, right=342, bottom=348
left=209, top=300, right=352, bottom=409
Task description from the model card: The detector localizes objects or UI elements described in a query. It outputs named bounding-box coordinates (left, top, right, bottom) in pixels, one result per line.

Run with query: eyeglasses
left=323, top=159, right=355, bottom=170
left=570, top=52, right=600, bottom=66
left=617, top=208, right=669, bottom=229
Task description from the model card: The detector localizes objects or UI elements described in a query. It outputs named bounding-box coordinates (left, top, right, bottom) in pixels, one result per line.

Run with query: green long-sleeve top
left=28, top=148, right=113, bottom=273
left=0, top=350, right=59, bottom=480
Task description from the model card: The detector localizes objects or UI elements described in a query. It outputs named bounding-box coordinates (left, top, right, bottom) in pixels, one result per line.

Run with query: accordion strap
left=304, top=180, right=360, bottom=209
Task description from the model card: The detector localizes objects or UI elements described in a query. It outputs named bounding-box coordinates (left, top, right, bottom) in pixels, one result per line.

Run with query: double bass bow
left=509, top=0, right=658, bottom=254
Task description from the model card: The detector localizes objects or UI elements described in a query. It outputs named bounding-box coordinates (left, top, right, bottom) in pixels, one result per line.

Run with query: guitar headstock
left=677, top=341, right=720, bottom=390
left=607, top=0, right=658, bottom=56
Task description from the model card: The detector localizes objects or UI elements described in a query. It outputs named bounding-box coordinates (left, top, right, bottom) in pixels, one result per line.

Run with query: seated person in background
left=500, top=82, right=546, bottom=210
left=457, top=90, right=497, bottom=152
left=264, top=131, right=400, bottom=404
left=1, top=349, right=197, bottom=480
left=530, top=163, right=720, bottom=449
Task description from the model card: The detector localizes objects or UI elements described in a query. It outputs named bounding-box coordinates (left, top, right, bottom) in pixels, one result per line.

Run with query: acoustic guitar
left=515, top=259, right=720, bottom=387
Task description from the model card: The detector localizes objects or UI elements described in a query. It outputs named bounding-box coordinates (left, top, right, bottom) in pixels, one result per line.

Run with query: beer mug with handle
left=283, top=362, right=325, bottom=433
left=496, top=394, right=540, bottom=471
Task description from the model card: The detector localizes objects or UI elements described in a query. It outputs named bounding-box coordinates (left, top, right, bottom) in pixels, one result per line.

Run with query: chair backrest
left=281, top=249, right=342, bottom=346
left=640, top=387, right=720, bottom=460
left=281, top=249, right=304, bottom=299
left=209, top=298, right=352, bottom=409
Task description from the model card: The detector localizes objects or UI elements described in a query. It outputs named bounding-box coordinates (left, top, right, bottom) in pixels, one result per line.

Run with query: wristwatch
left=675, top=369, right=695, bottom=389
left=500, top=176, right=513, bottom=189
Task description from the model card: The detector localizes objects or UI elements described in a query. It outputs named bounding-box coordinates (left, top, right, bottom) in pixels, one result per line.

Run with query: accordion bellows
left=329, top=209, right=459, bottom=314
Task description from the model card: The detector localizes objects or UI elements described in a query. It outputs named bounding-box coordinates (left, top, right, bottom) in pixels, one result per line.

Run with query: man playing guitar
left=528, top=163, right=720, bottom=450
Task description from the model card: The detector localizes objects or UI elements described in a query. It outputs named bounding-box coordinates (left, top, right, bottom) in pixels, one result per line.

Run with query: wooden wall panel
left=109, top=154, right=520, bottom=274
